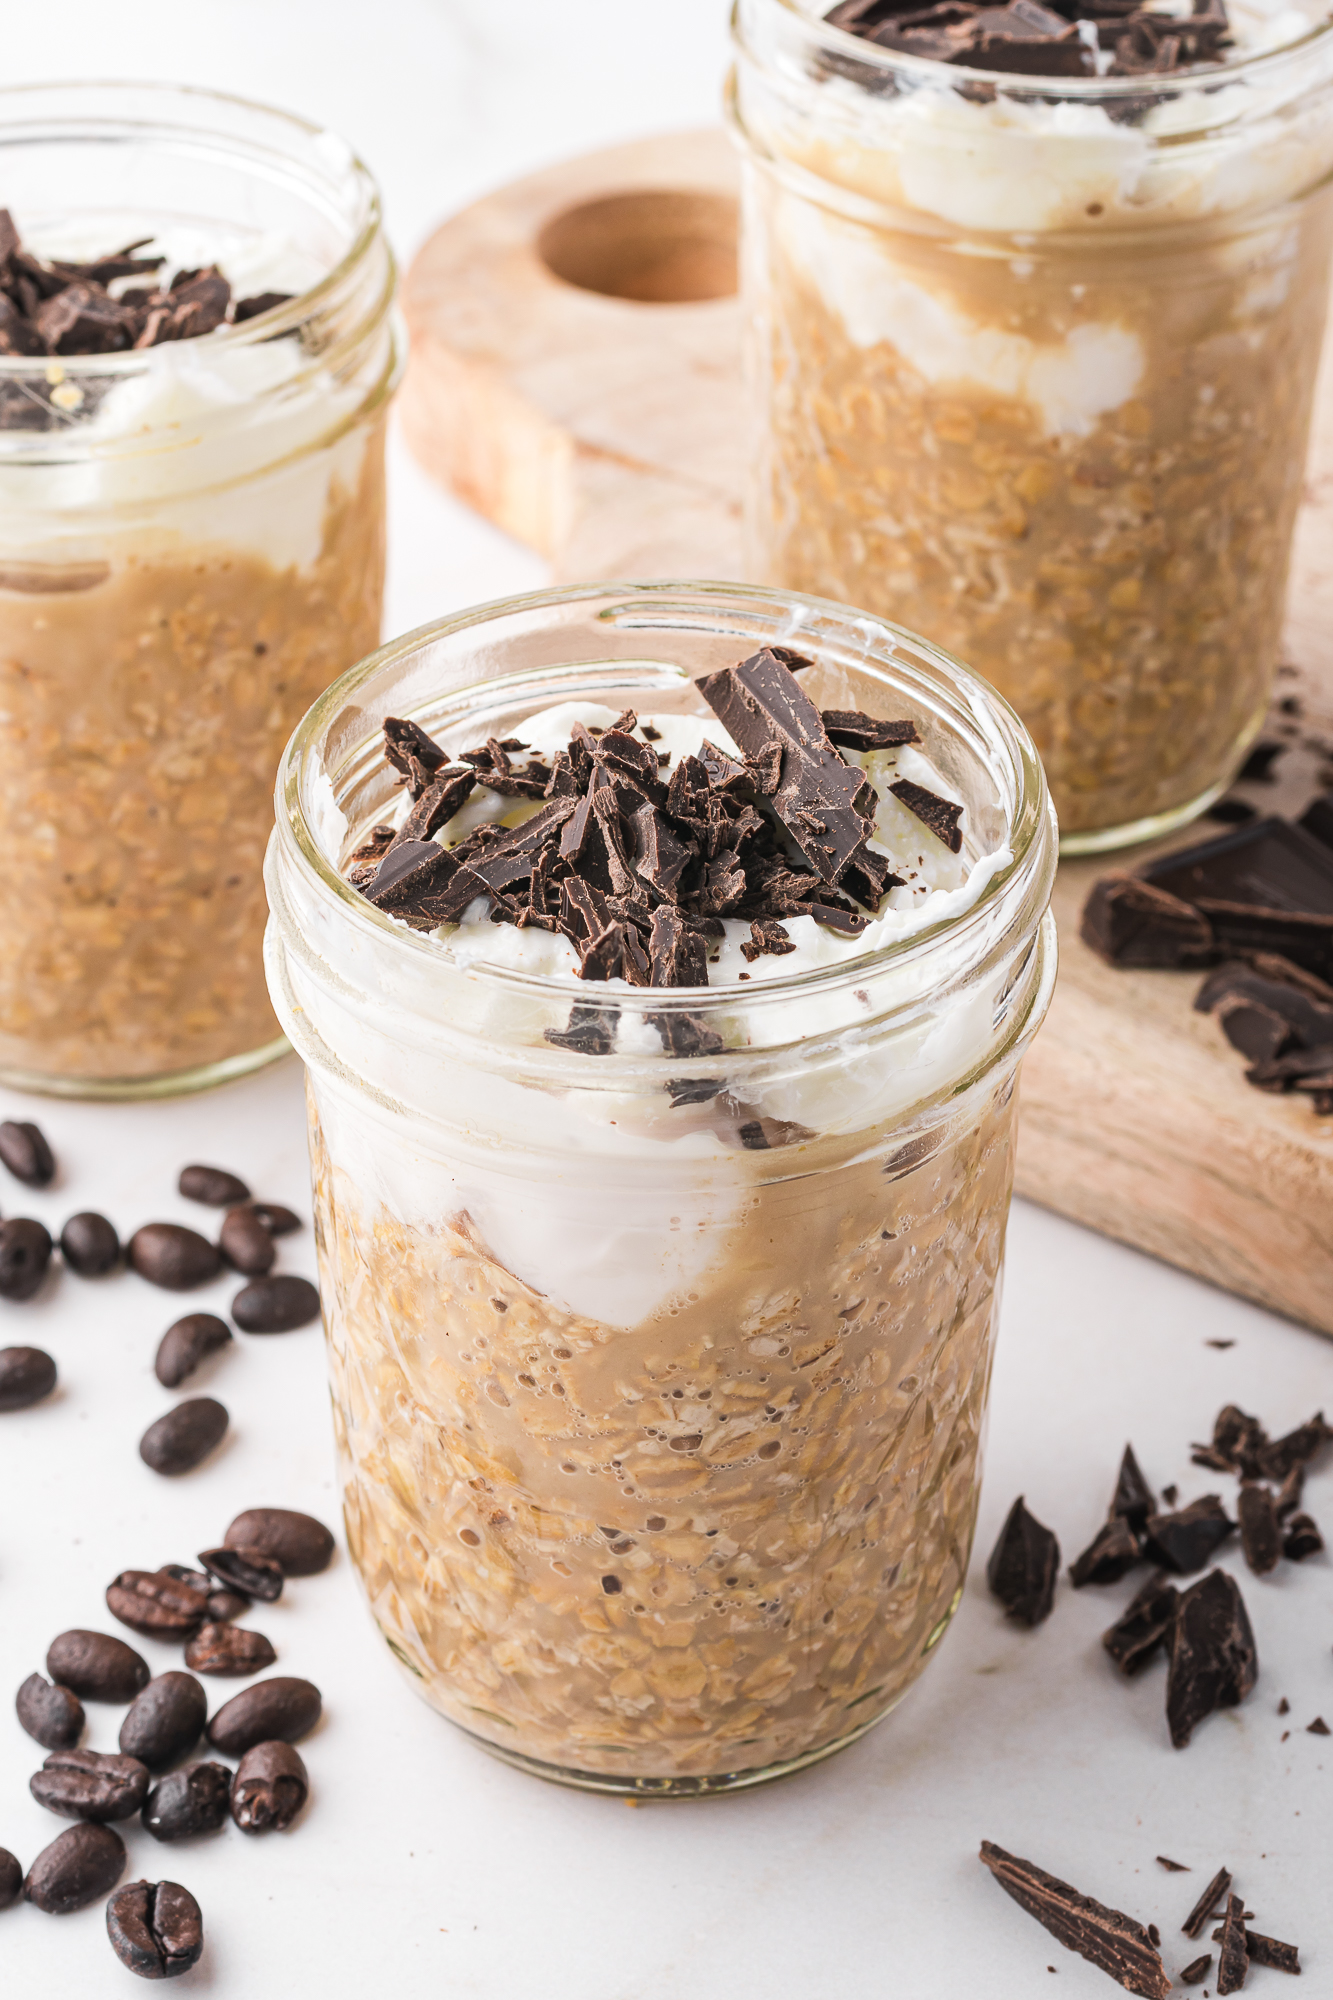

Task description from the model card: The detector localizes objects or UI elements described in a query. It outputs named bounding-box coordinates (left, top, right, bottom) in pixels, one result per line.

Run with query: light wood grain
left=401, top=130, right=1333, bottom=1336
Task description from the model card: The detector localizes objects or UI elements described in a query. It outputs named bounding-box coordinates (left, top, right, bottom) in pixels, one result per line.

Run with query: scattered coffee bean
left=142, top=1763, right=233, bottom=1843
left=218, top=1205, right=276, bottom=1276
left=987, top=1497, right=1060, bottom=1626
left=59, top=1211, right=121, bottom=1277
left=119, top=1674, right=207, bottom=1771
left=199, top=1544, right=283, bottom=1603
left=206, top=1677, right=322, bottom=1756
left=243, top=1200, right=301, bottom=1237
left=0, top=1344, right=57, bottom=1409
left=159, top=1564, right=212, bottom=1597
left=231, top=1740, right=308, bottom=1833
left=106, top=1570, right=208, bottom=1641
left=0, top=1221, right=54, bottom=1302
left=179, top=1163, right=250, bottom=1206
left=224, top=1507, right=334, bottom=1577
left=16, top=1673, right=84, bottom=1750
left=154, top=1312, right=232, bottom=1390
left=128, top=1224, right=222, bottom=1291
left=0, top=1848, right=20, bottom=1910
left=231, top=1274, right=320, bottom=1333
left=106, top=1878, right=204, bottom=1979
left=0, top=1119, right=55, bottom=1187
left=184, top=1624, right=277, bottom=1678
left=23, top=1822, right=125, bottom=1914
left=46, top=1630, right=149, bottom=1704
left=30, top=1748, right=150, bottom=1823
left=207, top=1590, right=248, bottom=1623
left=139, top=1397, right=229, bottom=1476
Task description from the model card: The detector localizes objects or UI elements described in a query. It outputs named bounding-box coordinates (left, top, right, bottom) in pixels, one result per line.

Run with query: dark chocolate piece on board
left=1236, top=1483, right=1282, bottom=1576
left=1111, top=1444, right=1156, bottom=1529
left=1142, top=1496, right=1235, bottom=1575
left=1166, top=1569, right=1258, bottom=1749
left=1211, top=1404, right=1267, bottom=1472
left=1282, top=1512, right=1323, bottom=1560
left=1080, top=876, right=1215, bottom=970
left=888, top=776, right=964, bottom=853
left=1144, top=818, right=1333, bottom=911
left=1069, top=1514, right=1142, bottom=1588
left=1241, top=1930, right=1300, bottom=1975
left=1180, top=1956, right=1213, bottom=1987
left=820, top=709, right=920, bottom=751
left=1182, top=1866, right=1233, bottom=1939
left=978, top=1842, right=1172, bottom=1999
left=1215, top=1893, right=1250, bottom=1995
left=1195, top=960, right=1333, bottom=1054
left=986, top=1497, right=1059, bottom=1626
left=1102, top=1571, right=1178, bottom=1677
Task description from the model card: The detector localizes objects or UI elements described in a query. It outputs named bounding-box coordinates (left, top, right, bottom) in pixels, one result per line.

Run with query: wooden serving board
left=399, top=130, right=1333, bottom=1338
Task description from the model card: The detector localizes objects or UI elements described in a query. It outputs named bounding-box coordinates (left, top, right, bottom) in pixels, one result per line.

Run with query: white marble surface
left=1, top=4, right=1331, bottom=1994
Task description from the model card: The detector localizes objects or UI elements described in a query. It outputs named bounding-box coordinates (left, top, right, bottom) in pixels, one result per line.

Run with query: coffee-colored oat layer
left=313, top=1078, right=1015, bottom=1784
left=0, top=428, right=386, bottom=1086
left=752, top=189, right=1333, bottom=837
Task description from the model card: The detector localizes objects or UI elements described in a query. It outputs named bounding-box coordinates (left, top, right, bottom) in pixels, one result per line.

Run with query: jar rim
left=274, top=579, right=1057, bottom=1030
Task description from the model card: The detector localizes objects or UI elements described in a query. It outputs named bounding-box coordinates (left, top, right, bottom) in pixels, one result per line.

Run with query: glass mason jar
left=730, top=1, right=1333, bottom=851
left=0, top=82, right=402, bottom=1096
left=266, top=580, right=1057, bottom=1796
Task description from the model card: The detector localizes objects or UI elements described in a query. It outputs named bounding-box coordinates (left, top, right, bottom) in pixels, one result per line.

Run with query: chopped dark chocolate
left=1195, top=960, right=1333, bottom=1059
left=1240, top=1930, right=1301, bottom=1975
left=978, top=1842, right=1171, bottom=1999
left=1142, top=1496, right=1235, bottom=1575
left=1111, top=1444, right=1156, bottom=1530
left=986, top=1496, right=1059, bottom=1626
left=1166, top=1569, right=1258, bottom=1748
left=1215, top=1893, right=1249, bottom=1995
left=1070, top=1514, right=1142, bottom=1588
left=1255, top=1412, right=1330, bottom=1481
left=1307, top=1715, right=1330, bottom=1734
left=1210, top=1405, right=1267, bottom=1473
left=543, top=1003, right=619, bottom=1055
left=825, top=0, right=1230, bottom=79
left=1143, top=818, right=1333, bottom=976
left=1102, top=1571, right=1178, bottom=1677
left=1081, top=875, right=1216, bottom=970
left=888, top=776, right=963, bottom=853
left=1299, top=787, right=1333, bottom=850
left=1183, top=1866, right=1232, bottom=1939
left=1156, top=1857, right=1190, bottom=1873
left=346, top=823, right=396, bottom=869
left=741, top=918, right=796, bottom=964
left=1180, top=1956, right=1213, bottom=1986
left=233, top=289, right=295, bottom=322
left=820, top=709, right=920, bottom=752
left=390, top=765, right=477, bottom=848
left=1281, top=1512, right=1323, bottom=1560
left=383, top=715, right=448, bottom=798
left=1274, top=1462, right=1304, bottom=1518
left=1236, top=1483, right=1282, bottom=1576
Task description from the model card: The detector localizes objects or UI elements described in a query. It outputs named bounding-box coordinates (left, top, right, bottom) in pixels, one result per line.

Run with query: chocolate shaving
left=390, top=766, right=477, bottom=848
left=1156, top=1857, right=1190, bottom=1873
left=1141, top=1496, right=1235, bottom=1575
left=1236, top=1483, right=1282, bottom=1576
left=986, top=1496, right=1059, bottom=1626
left=820, top=709, right=920, bottom=751
left=1183, top=1866, right=1232, bottom=1939
left=1112, top=1444, right=1156, bottom=1530
left=1239, top=1930, right=1301, bottom=1975
left=1166, top=1570, right=1258, bottom=1748
left=1215, top=1893, right=1250, bottom=1995
left=978, top=1842, right=1171, bottom=1998
left=1103, top=1571, right=1178, bottom=1677
left=1283, top=1513, right=1323, bottom=1560
left=543, top=1003, right=619, bottom=1055
left=888, top=777, right=963, bottom=853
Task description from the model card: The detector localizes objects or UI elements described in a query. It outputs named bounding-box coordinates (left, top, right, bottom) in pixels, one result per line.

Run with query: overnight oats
left=266, top=582, right=1057, bottom=1794
left=0, top=84, right=400, bottom=1095
left=731, top=0, right=1333, bottom=848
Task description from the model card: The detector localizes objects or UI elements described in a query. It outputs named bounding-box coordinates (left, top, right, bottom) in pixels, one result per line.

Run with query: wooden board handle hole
left=537, top=189, right=738, bottom=304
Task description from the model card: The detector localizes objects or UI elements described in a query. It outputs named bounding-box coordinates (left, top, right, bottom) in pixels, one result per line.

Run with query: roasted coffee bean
left=119, top=1674, right=207, bottom=1771
left=23, top=1822, right=125, bottom=1914
left=0, top=1848, right=20, bottom=1910
left=207, top=1590, right=247, bottom=1623
left=47, top=1630, right=149, bottom=1704
left=0, top=1119, right=55, bottom=1187
left=231, top=1740, right=308, bottom=1833
left=142, top=1763, right=232, bottom=1842
left=128, top=1223, right=222, bottom=1291
left=139, top=1397, right=228, bottom=1475
left=0, top=1221, right=54, bottom=1302
left=59, top=1211, right=121, bottom=1276
left=178, top=1163, right=250, bottom=1206
left=0, top=1344, right=56, bottom=1408
left=16, top=1673, right=84, bottom=1750
left=184, top=1624, right=276, bottom=1678
left=159, top=1564, right=212, bottom=1596
left=218, top=1205, right=276, bottom=1276
left=231, top=1273, right=320, bottom=1334
left=224, top=1506, right=334, bottom=1577
left=154, top=1312, right=232, bottom=1389
left=243, top=1200, right=301, bottom=1237
left=30, top=1748, right=150, bottom=1823
left=106, top=1878, right=204, bottom=1979
left=206, top=1677, right=321, bottom=1756
left=106, top=1570, right=208, bottom=1640
left=199, top=1544, right=283, bottom=1602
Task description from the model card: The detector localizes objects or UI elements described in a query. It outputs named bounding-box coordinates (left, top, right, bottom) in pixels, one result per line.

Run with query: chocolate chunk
left=1255, top=1412, right=1330, bottom=1481
left=1215, top=1893, right=1249, bottom=1994
left=647, top=906, right=708, bottom=987
left=1181, top=1955, right=1213, bottom=1985
left=1236, top=1483, right=1282, bottom=1575
left=234, top=289, right=295, bottom=322
left=1144, top=818, right=1333, bottom=976
left=1070, top=1514, right=1142, bottom=1588
left=978, top=1842, right=1171, bottom=1998
left=1195, top=960, right=1333, bottom=1055
left=1103, top=1571, right=1178, bottom=1676
left=1210, top=1404, right=1267, bottom=1471
left=1307, top=1715, right=1329, bottom=1734
left=810, top=900, right=869, bottom=936
left=1142, top=1496, right=1235, bottom=1574
left=390, top=765, right=476, bottom=847
left=1166, top=1569, right=1258, bottom=1748
left=650, top=1008, right=725, bottom=1059
left=1183, top=1866, right=1233, bottom=1939
left=1112, top=1444, right=1156, bottom=1529
left=1282, top=1512, right=1323, bottom=1560
left=820, top=709, right=920, bottom=751
left=363, top=837, right=464, bottom=928
left=382, top=714, right=448, bottom=798
left=35, top=281, right=138, bottom=354
left=740, top=918, right=796, bottom=963
left=1156, top=1856, right=1189, bottom=1872
left=986, top=1496, right=1059, bottom=1626
left=1081, top=875, right=1216, bottom=969
left=1241, top=1930, right=1300, bottom=1975
left=887, top=777, right=963, bottom=853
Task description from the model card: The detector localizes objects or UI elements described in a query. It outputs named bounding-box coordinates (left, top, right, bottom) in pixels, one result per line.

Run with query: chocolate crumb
left=1278, top=1697, right=1290, bottom=1714
left=1183, top=1867, right=1232, bottom=1940
left=1156, top=1857, right=1191, bottom=1873
left=978, top=1842, right=1171, bottom=1998
left=1180, top=1955, right=1213, bottom=1986
left=1308, top=1715, right=1330, bottom=1734
left=1112, top=1444, right=1156, bottom=1530
left=1162, top=1484, right=1179, bottom=1505
left=1070, top=1514, right=1142, bottom=1588
left=986, top=1497, right=1059, bottom=1626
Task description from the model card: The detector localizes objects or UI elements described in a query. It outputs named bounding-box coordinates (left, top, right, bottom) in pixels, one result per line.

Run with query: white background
left=1, top=5, right=1330, bottom=1994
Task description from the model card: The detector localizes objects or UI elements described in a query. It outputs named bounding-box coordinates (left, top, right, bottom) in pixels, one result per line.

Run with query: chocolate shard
left=1215, top=1893, right=1250, bottom=1995
left=1155, top=1857, right=1190, bottom=1873
left=648, top=906, right=708, bottom=988
left=986, top=1496, right=1059, bottom=1626
left=1166, top=1569, right=1258, bottom=1749
left=364, top=839, right=455, bottom=904
left=35, top=281, right=138, bottom=355
left=1102, top=1570, right=1178, bottom=1677
left=1111, top=1444, right=1156, bottom=1530
left=978, top=1842, right=1172, bottom=1999
left=842, top=841, right=902, bottom=909
left=665, top=1076, right=726, bottom=1107
left=1308, top=1715, right=1330, bottom=1734
left=383, top=715, right=448, bottom=798
left=234, top=289, right=294, bottom=322
left=1081, top=874, right=1216, bottom=969
left=1180, top=1955, right=1213, bottom=1986
left=811, top=900, right=869, bottom=937
left=740, top=919, right=796, bottom=964
left=1241, top=1930, right=1300, bottom=1976
left=466, top=798, right=579, bottom=900
left=650, top=1009, right=725, bottom=1059
left=1282, top=1512, right=1323, bottom=1560
left=1070, top=1514, right=1142, bottom=1588
left=629, top=803, right=691, bottom=897
left=1183, top=1866, right=1233, bottom=1939
left=1210, top=1404, right=1268, bottom=1473
left=346, top=823, right=396, bottom=869
left=1255, top=1412, right=1330, bottom=1481
left=1236, top=1483, right=1282, bottom=1576
left=820, top=709, right=920, bottom=752
left=543, top=1003, right=619, bottom=1056
left=888, top=776, right=963, bottom=854
left=1143, top=818, right=1333, bottom=978
left=390, top=765, right=476, bottom=848
left=1142, top=1496, right=1235, bottom=1575
left=1195, top=960, right=1333, bottom=1056
left=1274, top=1461, right=1304, bottom=1519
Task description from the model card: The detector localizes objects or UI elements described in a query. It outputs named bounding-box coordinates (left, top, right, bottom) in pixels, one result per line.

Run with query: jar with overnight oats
left=265, top=580, right=1057, bottom=1795
left=0, top=83, right=401, bottom=1096
left=731, top=0, right=1333, bottom=849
